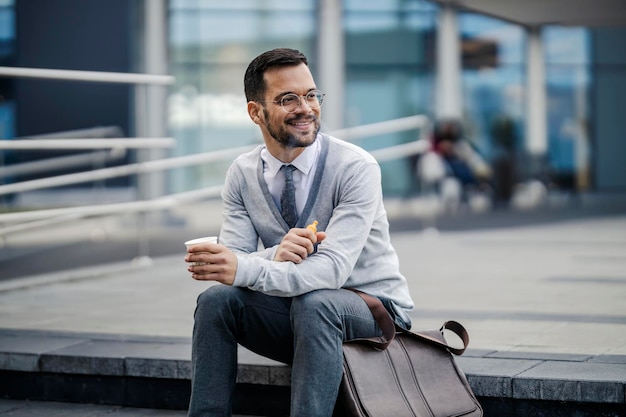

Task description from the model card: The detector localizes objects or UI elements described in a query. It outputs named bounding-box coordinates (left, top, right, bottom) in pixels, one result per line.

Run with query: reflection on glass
left=460, top=12, right=590, bottom=192
left=345, top=1, right=436, bottom=195
left=168, top=3, right=315, bottom=192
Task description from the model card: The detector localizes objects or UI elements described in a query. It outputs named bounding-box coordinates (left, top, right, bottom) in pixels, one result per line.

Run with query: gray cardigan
left=219, top=133, right=414, bottom=322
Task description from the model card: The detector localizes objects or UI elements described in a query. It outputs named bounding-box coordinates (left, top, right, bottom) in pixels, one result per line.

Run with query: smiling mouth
left=288, top=117, right=316, bottom=129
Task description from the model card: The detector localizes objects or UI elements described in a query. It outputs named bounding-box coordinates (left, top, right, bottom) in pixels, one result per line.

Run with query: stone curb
left=1, top=329, right=624, bottom=404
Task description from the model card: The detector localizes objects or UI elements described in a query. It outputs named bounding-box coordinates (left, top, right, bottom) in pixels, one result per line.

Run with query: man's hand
left=186, top=243, right=238, bottom=284
left=274, top=227, right=327, bottom=263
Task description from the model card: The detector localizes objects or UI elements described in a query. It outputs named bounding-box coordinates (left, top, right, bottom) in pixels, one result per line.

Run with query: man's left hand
left=273, top=227, right=327, bottom=263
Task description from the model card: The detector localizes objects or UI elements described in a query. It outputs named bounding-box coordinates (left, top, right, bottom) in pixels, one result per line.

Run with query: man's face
left=257, top=63, right=321, bottom=149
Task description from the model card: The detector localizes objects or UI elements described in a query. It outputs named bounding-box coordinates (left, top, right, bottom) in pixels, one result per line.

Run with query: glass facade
left=344, top=0, right=437, bottom=195
left=0, top=0, right=15, bottom=202
left=0, top=0, right=620, bottom=279
left=0, top=0, right=15, bottom=141
left=167, top=1, right=593, bottom=196
left=0, top=0, right=597, bottom=198
left=543, top=26, right=591, bottom=190
left=459, top=13, right=525, bottom=163
left=168, top=0, right=317, bottom=193
left=458, top=14, right=590, bottom=190
left=168, top=0, right=439, bottom=195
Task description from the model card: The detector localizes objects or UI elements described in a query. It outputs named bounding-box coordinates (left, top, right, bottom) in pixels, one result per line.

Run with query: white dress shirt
left=260, top=136, right=321, bottom=217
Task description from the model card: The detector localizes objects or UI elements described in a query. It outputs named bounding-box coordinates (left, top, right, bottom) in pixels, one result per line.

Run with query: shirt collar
left=261, top=134, right=320, bottom=177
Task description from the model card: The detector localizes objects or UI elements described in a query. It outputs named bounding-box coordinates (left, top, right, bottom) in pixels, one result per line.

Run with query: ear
left=247, top=101, right=263, bottom=125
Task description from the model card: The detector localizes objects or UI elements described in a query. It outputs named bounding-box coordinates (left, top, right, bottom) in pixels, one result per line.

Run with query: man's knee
left=291, top=290, right=343, bottom=327
left=195, top=285, right=240, bottom=320
left=197, top=284, right=226, bottom=305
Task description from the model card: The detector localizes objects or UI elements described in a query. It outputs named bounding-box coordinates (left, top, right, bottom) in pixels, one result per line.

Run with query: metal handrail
left=0, top=115, right=431, bottom=235
left=0, top=145, right=253, bottom=196
left=0, top=65, right=179, bottom=243
left=0, top=151, right=124, bottom=178
left=0, top=66, right=174, bottom=85
left=0, top=142, right=432, bottom=226
left=0, top=127, right=169, bottom=178
left=0, top=185, right=224, bottom=226
left=0, top=116, right=429, bottom=197
left=332, top=115, right=429, bottom=141
left=0, top=138, right=175, bottom=150
left=21, top=125, right=124, bottom=139
left=370, top=139, right=430, bottom=162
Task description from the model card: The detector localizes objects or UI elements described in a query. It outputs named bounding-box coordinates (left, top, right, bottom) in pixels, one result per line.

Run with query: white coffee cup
left=185, top=236, right=219, bottom=249
left=185, top=236, right=218, bottom=265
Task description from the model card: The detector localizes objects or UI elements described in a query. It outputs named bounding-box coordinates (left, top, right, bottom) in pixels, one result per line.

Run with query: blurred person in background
left=416, top=118, right=492, bottom=209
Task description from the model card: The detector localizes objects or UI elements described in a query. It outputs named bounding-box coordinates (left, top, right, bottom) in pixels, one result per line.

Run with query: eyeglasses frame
left=257, top=90, right=325, bottom=113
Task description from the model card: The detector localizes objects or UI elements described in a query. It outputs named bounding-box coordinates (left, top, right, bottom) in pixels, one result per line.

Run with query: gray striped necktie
left=280, top=164, right=298, bottom=228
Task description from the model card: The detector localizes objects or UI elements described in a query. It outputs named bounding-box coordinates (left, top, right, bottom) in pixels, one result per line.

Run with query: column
left=525, top=26, right=547, bottom=157
left=318, top=0, right=345, bottom=131
left=134, top=0, right=169, bottom=262
left=136, top=0, right=168, bottom=201
left=435, top=4, right=462, bottom=120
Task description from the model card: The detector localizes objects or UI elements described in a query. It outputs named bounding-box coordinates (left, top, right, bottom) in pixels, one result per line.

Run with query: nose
left=297, top=96, right=314, bottom=112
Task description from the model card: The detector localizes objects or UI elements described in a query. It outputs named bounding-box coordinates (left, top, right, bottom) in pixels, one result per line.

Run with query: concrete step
left=1, top=329, right=625, bottom=416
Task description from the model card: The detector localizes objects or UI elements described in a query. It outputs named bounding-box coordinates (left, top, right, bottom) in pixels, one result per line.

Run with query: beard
left=265, top=112, right=321, bottom=149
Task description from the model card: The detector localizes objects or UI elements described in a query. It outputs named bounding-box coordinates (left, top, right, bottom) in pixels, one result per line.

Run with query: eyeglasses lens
left=281, top=91, right=324, bottom=113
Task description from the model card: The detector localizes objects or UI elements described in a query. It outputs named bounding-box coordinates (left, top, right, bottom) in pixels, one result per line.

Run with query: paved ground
left=1, top=193, right=625, bottom=415
left=0, top=399, right=189, bottom=416
left=0, top=399, right=258, bottom=417
left=1, top=201, right=625, bottom=355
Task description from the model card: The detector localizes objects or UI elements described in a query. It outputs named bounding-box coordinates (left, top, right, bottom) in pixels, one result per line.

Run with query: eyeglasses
left=259, top=90, right=325, bottom=113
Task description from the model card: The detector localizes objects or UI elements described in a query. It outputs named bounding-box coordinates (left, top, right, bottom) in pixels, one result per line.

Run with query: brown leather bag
left=340, top=290, right=483, bottom=417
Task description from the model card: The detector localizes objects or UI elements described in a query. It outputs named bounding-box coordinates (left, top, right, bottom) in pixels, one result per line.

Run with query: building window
left=344, top=0, right=437, bottom=195
left=168, top=0, right=316, bottom=192
left=0, top=0, right=15, bottom=141
left=544, top=26, right=590, bottom=190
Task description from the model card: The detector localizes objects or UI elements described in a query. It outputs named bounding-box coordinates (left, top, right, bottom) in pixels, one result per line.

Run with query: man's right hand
left=186, top=243, right=238, bottom=285
left=273, top=227, right=326, bottom=263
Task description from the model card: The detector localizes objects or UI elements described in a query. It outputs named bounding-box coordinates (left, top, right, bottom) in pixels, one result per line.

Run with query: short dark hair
left=244, top=48, right=308, bottom=102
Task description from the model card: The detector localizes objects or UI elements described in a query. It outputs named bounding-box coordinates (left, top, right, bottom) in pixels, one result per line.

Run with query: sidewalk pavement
left=1, top=194, right=625, bottom=415
left=0, top=399, right=189, bottom=416
left=2, top=201, right=625, bottom=355
left=0, top=398, right=257, bottom=417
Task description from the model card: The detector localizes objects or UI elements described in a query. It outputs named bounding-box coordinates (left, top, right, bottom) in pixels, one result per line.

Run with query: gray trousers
left=187, top=285, right=382, bottom=417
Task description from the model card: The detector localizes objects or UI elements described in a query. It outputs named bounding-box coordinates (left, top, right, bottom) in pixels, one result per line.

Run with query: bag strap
left=350, top=289, right=470, bottom=355
left=350, top=289, right=397, bottom=350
